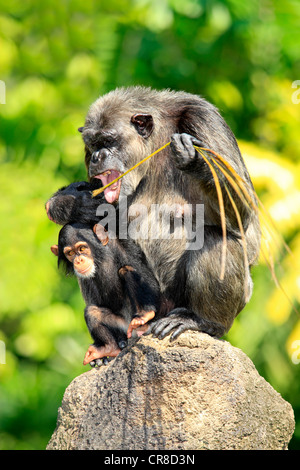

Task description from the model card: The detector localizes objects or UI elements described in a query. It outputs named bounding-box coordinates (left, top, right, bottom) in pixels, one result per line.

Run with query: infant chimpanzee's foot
left=127, top=310, right=155, bottom=339
left=83, top=343, right=122, bottom=366
left=89, top=356, right=115, bottom=368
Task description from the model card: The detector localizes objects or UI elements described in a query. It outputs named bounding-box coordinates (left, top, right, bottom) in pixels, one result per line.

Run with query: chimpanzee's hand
left=170, top=133, right=206, bottom=170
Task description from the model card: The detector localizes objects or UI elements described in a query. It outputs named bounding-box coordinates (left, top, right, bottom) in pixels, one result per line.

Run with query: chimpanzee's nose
left=91, top=150, right=101, bottom=164
left=91, top=149, right=109, bottom=164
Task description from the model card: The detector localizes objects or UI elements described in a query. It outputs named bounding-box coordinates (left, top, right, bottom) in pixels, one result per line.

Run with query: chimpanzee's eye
left=67, top=250, right=74, bottom=257
left=79, top=245, right=87, bottom=253
left=103, top=136, right=115, bottom=148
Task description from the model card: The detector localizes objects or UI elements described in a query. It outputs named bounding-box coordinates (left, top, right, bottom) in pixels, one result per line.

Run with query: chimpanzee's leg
left=83, top=305, right=128, bottom=366
left=150, top=227, right=252, bottom=341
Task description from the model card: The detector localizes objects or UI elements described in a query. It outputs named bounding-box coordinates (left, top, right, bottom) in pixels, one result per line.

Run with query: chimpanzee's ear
left=93, top=224, right=109, bottom=246
left=51, top=245, right=59, bottom=256
left=131, top=114, right=154, bottom=138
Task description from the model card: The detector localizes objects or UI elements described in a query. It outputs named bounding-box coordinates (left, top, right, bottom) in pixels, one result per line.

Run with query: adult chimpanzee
left=79, top=86, right=261, bottom=340
left=51, top=222, right=161, bottom=366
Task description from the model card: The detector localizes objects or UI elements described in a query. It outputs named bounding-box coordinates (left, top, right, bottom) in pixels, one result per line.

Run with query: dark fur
left=57, top=223, right=161, bottom=359
left=81, top=86, right=261, bottom=339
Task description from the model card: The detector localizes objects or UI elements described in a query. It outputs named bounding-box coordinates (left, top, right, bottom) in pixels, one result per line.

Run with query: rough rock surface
left=47, top=332, right=295, bottom=450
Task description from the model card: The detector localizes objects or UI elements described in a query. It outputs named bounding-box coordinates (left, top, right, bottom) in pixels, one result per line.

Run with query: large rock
left=47, top=332, right=295, bottom=450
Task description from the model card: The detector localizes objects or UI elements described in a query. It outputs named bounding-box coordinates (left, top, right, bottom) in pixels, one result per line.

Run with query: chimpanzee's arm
left=46, top=181, right=103, bottom=226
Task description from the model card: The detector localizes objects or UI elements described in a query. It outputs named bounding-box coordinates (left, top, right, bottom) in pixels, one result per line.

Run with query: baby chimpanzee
left=47, top=181, right=161, bottom=367
left=51, top=223, right=161, bottom=366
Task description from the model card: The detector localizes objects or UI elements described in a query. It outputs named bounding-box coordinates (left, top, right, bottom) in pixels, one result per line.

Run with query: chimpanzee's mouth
left=94, top=170, right=122, bottom=204
left=75, top=263, right=96, bottom=278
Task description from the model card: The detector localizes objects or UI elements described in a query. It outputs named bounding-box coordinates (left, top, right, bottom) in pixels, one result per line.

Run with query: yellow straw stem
left=206, top=148, right=291, bottom=258
left=92, top=141, right=171, bottom=197
left=196, top=148, right=227, bottom=281
left=208, top=155, right=250, bottom=209
left=223, top=182, right=249, bottom=297
left=201, top=148, right=258, bottom=213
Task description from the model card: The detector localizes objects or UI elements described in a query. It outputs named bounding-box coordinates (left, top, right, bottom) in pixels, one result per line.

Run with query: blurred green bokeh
left=1, top=0, right=300, bottom=450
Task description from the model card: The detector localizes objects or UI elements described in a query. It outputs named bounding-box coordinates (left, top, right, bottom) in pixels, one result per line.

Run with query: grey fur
left=82, top=86, right=261, bottom=339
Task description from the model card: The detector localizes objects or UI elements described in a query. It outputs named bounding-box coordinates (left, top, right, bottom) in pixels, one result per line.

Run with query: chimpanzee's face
left=63, top=240, right=96, bottom=278
left=80, top=99, right=154, bottom=204
left=51, top=223, right=109, bottom=278
left=83, top=124, right=125, bottom=204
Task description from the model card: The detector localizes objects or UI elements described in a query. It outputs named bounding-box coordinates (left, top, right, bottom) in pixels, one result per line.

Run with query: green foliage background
left=0, top=0, right=300, bottom=449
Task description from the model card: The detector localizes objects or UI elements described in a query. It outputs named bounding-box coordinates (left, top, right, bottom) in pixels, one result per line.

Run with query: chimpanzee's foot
left=149, top=308, right=225, bottom=341
left=127, top=310, right=155, bottom=338
left=89, top=356, right=115, bottom=368
left=83, top=343, right=122, bottom=366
